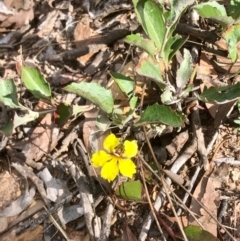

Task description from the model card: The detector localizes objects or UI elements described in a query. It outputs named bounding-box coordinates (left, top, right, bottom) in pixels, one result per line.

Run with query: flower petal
left=103, top=133, right=120, bottom=153
left=101, top=158, right=119, bottom=182
left=123, top=140, right=138, bottom=158
left=119, top=159, right=136, bottom=178
left=92, top=150, right=112, bottom=167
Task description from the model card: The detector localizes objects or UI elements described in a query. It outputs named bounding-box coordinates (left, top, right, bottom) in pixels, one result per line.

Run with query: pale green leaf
left=135, top=103, right=185, bottom=127
left=135, top=56, right=165, bottom=89
left=13, top=111, right=39, bottom=129
left=162, top=34, right=188, bottom=63
left=21, top=66, right=51, bottom=100
left=0, top=79, right=21, bottom=108
left=199, top=82, right=240, bottom=104
left=176, top=49, right=192, bottom=89
left=125, top=34, right=157, bottom=57
left=194, top=2, right=234, bottom=28
left=63, top=82, right=114, bottom=114
left=96, top=115, right=112, bottom=131
left=224, top=24, right=240, bottom=62
left=133, top=0, right=166, bottom=51
left=130, top=96, right=138, bottom=110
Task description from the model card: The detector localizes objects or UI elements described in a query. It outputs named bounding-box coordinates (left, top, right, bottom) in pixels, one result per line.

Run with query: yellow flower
left=91, top=133, right=138, bottom=182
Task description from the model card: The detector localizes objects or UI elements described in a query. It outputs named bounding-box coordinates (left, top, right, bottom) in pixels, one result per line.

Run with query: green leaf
left=224, top=24, right=240, bottom=62
left=199, top=82, right=240, bottom=104
left=96, top=114, right=112, bottom=131
left=167, top=0, right=195, bottom=31
left=161, top=88, right=176, bottom=105
left=133, top=0, right=166, bottom=51
left=110, top=72, right=134, bottom=98
left=135, top=103, right=185, bottom=127
left=112, top=108, right=124, bottom=126
left=227, top=0, right=240, bottom=22
left=194, top=2, right=227, bottom=17
left=20, top=66, right=51, bottom=100
left=54, top=103, right=72, bottom=127
left=135, top=56, right=165, bottom=89
left=125, top=34, right=157, bottom=57
left=63, top=82, right=114, bottom=114
left=0, top=79, right=21, bottom=108
left=176, top=49, right=192, bottom=89
left=234, top=119, right=240, bottom=125
left=13, top=111, right=39, bottom=129
left=163, top=34, right=188, bottom=64
left=0, top=121, right=13, bottom=136
left=0, top=109, right=40, bottom=136
left=130, top=96, right=138, bottom=110
left=184, top=225, right=219, bottom=241
left=194, top=2, right=234, bottom=28
left=72, top=104, right=93, bottom=117
left=115, top=180, right=143, bottom=201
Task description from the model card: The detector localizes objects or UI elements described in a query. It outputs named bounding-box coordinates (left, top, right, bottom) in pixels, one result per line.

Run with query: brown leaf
left=189, top=163, right=229, bottom=236
left=74, top=14, right=97, bottom=66
left=0, top=8, right=34, bottom=28
left=22, top=113, right=59, bottom=166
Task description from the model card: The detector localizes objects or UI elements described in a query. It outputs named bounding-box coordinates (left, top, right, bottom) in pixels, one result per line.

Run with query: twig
left=139, top=155, right=236, bottom=241
left=138, top=138, right=197, bottom=241
left=139, top=159, right=166, bottom=241
left=67, top=161, right=100, bottom=241
left=98, top=199, right=114, bottom=241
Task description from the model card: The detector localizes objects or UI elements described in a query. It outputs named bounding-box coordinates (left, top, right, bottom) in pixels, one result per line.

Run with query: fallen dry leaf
left=189, top=163, right=229, bottom=236
left=22, top=113, right=59, bottom=168
left=0, top=8, right=34, bottom=28
left=74, top=14, right=96, bottom=66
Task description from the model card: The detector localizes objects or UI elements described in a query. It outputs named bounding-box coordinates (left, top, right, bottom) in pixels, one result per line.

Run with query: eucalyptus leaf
left=20, top=66, right=51, bottom=100
left=135, top=103, right=185, bottom=127
left=63, top=82, right=114, bottom=114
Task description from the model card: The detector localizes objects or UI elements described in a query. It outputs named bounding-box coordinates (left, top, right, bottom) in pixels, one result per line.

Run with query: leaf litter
left=1, top=0, right=240, bottom=241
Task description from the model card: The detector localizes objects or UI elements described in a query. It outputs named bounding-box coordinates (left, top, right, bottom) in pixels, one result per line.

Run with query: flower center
left=113, top=143, right=125, bottom=157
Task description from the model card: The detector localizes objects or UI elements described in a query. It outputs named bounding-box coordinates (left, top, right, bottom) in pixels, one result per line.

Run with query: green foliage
left=0, top=79, right=21, bottom=109
left=20, top=65, right=52, bottom=100
left=199, top=82, right=240, bottom=104
left=184, top=225, right=219, bottom=241
left=115, top=180, right=143, bottom=201
left=195, top=0, right=240, bottom=62
left=2, top=0, right=240, bottom=138
left=63, top=82, right=114, bottom=114
left=135, top=103, right=185, bottom=127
